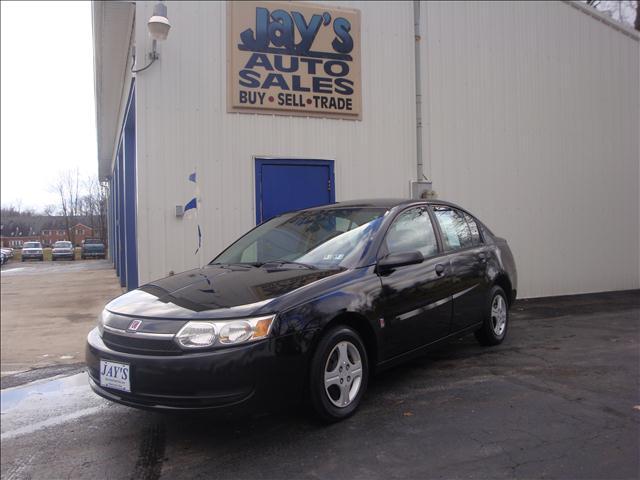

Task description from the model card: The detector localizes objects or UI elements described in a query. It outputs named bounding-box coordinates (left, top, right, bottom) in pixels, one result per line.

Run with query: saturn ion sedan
left=87, top=199, right=517, bottom=421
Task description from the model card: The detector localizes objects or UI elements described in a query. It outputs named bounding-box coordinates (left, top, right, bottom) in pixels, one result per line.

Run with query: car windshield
left=54, top=242, right=72, bottom=248
left=212, top=207, right=388, bottom=269
left=23, top=242, right=41, bottom=248
left=84, top=239, right=102, bottom=244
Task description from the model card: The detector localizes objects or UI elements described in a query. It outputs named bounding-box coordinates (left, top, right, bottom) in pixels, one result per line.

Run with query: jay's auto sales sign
left=227, top=1, right=361, bottom=119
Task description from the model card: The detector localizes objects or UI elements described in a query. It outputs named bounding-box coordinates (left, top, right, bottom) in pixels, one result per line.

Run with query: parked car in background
left=87, top=199, right=517, bottom=422
left=1, top=248, right=13, bottom=265
left=52, top=241, right=75, bottom=261
left=81, top=239, right=106, bottom=259
left=21, top=242, right=44, bottom=262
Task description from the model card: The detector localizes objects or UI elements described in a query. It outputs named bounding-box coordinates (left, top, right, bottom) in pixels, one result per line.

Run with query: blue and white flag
left=183, top=170, right=202, bottom=255
left=184, top=197, right=197, bottom=214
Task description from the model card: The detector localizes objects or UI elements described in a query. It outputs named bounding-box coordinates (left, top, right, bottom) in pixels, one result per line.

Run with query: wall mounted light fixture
left=131, top=1, right=171, bottom=73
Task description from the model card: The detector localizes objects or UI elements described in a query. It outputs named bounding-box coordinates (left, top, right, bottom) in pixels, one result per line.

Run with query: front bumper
left=52, top=252, right=74, bottom=258
left=22, top=252, right=43, bottom=259
left=85, top=327, right=303, bottom=412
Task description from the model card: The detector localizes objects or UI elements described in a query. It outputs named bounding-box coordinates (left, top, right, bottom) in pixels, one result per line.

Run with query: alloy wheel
left=324, top=341, right=363, bottom=408
left=491, top=294, right=507, bottom=336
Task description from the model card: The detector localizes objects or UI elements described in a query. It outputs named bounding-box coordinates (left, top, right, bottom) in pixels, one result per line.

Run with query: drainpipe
left=414, top=0, right=423, bottom=183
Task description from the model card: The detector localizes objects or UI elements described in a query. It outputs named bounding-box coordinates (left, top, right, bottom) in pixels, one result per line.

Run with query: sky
left=1, top=1, right=97, bottom=212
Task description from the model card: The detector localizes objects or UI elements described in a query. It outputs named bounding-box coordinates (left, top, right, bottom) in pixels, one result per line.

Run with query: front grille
left=102, top=330, right=182, bottom=355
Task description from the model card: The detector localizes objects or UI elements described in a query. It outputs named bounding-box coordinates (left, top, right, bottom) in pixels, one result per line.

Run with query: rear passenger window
left=464, top=213, right=482, bottom=245
left=385, top=207, right=438, bottom=258
left=432, top=206, right=473, bottom=251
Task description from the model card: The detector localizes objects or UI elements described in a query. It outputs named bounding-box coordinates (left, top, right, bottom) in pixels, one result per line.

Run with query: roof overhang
left=92, top=1, right=135, bottom=181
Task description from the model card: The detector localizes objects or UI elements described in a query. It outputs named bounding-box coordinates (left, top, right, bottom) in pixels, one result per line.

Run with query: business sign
left=228, top=1, right=361, bottom=119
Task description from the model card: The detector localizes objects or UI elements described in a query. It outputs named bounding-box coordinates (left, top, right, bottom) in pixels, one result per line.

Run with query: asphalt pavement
left=0, top=259, right=123, bottom=375
left=1, top=290, right=638, bottom=480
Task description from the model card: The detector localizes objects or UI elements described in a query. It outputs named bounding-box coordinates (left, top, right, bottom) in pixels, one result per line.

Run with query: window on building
left=432, top=206, right=473, bottom=251
left=384, top=206, right=438, bottom=258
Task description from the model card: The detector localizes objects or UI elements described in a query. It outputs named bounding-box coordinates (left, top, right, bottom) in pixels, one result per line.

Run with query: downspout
left=414, top=0, right=423, bottom=182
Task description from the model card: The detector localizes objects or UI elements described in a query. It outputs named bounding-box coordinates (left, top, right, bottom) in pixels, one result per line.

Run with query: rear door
left=431, top=206, right=490, bottom=332
left=378, top=206, right=453, bottom=359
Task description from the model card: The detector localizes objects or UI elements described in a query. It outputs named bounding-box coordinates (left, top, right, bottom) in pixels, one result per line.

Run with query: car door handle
left=435, top=264, right=446, bottom=276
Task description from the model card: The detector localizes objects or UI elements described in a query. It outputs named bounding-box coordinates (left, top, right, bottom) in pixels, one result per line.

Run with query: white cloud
left=1, top=1, right=97, bottom=211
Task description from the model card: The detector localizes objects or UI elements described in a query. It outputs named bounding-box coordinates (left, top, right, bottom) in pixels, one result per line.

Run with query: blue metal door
left=255, top=159, right=335, bottom=223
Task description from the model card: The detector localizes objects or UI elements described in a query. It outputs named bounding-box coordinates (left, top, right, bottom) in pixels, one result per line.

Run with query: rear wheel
left=309, top=326, right=368, bottom=422
left=475, top=286, right=509, bottom=346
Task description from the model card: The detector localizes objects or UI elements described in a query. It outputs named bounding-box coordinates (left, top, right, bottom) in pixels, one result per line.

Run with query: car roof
left=312, top=198, right=467, bottom=210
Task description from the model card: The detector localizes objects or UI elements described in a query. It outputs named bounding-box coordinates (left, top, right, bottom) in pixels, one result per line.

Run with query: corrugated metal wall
left=131, top=0, right=639, bottom=298
left=421, top=1, right=639, bottom=297
left=134, top=1, right=417, bottom=284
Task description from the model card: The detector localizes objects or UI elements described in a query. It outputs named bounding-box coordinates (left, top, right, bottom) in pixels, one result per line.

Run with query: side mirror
left=376, top=251, right=424, bottom=273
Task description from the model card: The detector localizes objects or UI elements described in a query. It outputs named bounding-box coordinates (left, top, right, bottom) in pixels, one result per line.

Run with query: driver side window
left=385, top=207, right=438, bottom=258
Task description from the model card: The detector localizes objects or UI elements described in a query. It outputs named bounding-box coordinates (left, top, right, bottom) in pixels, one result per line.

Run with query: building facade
left=1, top=219, right=96, bottom=247
left=93, top=1, right=640, bottom=297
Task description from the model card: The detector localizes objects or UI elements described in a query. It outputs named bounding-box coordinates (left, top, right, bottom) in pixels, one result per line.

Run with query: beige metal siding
left=422, top=1, right=639, bottom=297
left=134, top=1, right=417, bottom=284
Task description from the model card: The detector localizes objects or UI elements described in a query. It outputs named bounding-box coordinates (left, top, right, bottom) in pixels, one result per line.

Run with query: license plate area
left=100, top=360, right=131, bottom=393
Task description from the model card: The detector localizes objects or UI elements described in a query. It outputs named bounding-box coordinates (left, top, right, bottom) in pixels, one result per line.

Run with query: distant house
left=70, top=223, right=94, bottom=246
left=0, top=216, right=101, bottom=247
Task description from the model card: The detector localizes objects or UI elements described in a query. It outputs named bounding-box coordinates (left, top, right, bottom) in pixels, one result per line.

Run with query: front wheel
left=475, top=286, right=509, bottom=346
left=309, top=326, right=369, bottom=423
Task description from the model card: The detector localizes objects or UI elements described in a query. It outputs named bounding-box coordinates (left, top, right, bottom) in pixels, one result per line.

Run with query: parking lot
left=0, top=259, right=123, bottom=376
left=1, top=274, right=638, bottom=479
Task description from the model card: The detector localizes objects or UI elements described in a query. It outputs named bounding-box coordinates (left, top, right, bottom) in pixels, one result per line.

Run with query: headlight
left=175, top=315, right=275, bottom=349
left=175, top=322, right=217, bottom=348
left=97, top=309, right=110, bottom=335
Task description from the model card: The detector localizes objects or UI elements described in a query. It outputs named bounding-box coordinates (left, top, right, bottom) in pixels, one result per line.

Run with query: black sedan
left=86, top=199, right=517, bottom=421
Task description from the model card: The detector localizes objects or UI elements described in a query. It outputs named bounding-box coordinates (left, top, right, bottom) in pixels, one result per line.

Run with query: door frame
left=254, top=157, right=336, bottom=224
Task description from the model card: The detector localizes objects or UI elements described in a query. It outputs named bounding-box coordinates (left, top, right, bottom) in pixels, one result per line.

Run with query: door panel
left=256, top=159, right=334, bottom=223
left=377, top=206, right=453, bottom=359
left=449, top=247, right=489, bottom=331
left=379, top=257, right=453, bottom=358
left=431, top=206, right=490, bottom=332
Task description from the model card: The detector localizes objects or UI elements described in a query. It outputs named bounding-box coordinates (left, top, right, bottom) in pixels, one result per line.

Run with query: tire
left=21, top=258, right=25, bottom=262
left=475, top=285, right=509, bottom=346
left=52, top=257, right=56, bottom=261
left=308, top=325, right=369, bottom=423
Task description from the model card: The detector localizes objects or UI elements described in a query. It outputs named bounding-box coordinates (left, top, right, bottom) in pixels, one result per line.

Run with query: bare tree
left=79, top=175, right=109, bottom=243
left=585, top=0, right=640, bottom=31
left=51, top=169, right=82, bottom=245
left=43, top=204, right=57, bottom=216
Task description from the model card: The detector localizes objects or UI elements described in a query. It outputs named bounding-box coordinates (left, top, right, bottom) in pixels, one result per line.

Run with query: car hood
left=106, top=264, right=344, bottom=319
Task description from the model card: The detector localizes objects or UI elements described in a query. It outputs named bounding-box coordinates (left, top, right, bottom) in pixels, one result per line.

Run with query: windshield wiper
left=261, top=260, right=318, bottom=270
left=209, top=262, right=262, bottom=267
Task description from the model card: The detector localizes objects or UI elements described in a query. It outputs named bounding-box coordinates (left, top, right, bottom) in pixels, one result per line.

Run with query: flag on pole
left=184, top=197, right=197, bottom=214
left=195, top=224, right=202, bottom=254
left=183, top=170, right=202, bottom=256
